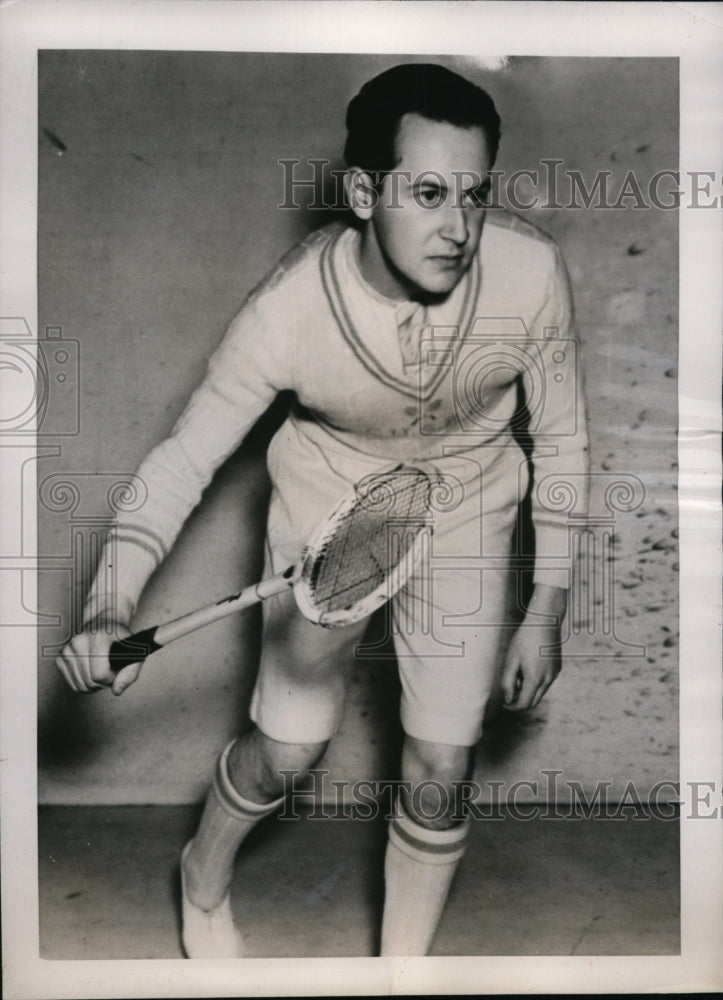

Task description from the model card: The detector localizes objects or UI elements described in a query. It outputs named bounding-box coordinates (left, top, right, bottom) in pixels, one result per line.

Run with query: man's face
left=355, top=113, right=492, bottom=300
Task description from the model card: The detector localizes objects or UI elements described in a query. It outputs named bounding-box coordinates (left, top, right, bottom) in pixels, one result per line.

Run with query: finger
left=87, top=649, right=117, bottom=689
left=503, top=686, right=527, bottom=710
left=77, top=636, right=119, bottom=691
left=71, top=639, right=110, bottom=690
left=521, top=665, right=552, bottom=709
left=515, top=665, right=558, bottom=711
left=528, top=686, right=548, bottom=710
left=520, top=678, right=546, bottom=711
left=60, top=635, right=93, bottom=687
left=528, top=668, right=561, bottom=709
left=111, top=661, right=142, bottom=696
left=500, top=656, right=521, bottom=705
left=58, top=652, right=97, bottom=693
left=505, top=668, right=542, bottom=711
left=502, top=677, right=524, bottom=708
left=60, top=649, right=88, bottom=691
left=74, top=651, right=108, bottom=693
left=55, top=654, right=80, bottom=692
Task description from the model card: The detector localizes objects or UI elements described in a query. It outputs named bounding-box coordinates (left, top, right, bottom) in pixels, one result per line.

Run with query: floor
left=38, top=804, right=680, bottom=960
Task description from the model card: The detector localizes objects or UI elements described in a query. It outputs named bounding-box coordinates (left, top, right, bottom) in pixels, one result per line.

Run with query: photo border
left=1, top=2, right=721, bottom=996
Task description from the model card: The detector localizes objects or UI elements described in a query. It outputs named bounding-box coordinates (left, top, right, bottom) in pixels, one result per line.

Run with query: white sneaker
left=180, top=840, right=245, bottom=958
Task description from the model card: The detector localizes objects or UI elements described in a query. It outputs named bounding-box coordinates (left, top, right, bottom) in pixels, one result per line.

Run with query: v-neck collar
left=320, top=227, right=481, bottom=402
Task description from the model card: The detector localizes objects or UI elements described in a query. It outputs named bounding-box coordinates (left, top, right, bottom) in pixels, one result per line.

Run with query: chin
left=420, top=274, right=462, bottom=296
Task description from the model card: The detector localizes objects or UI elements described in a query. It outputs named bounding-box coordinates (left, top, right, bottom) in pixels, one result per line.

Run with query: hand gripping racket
left=108, top=465, right=437, bottom=672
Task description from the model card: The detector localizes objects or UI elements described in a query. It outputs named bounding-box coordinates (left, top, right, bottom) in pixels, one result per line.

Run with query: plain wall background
left=37, top=53, right=679, bottom=804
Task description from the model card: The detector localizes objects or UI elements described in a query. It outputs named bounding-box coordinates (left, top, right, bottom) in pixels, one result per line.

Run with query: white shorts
left=249, top=417, right=529, bottom=747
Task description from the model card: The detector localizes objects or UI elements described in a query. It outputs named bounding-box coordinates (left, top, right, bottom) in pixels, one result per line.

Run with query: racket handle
left=109, top=627, right=162, bottom=672
left=106, top=570, right=294, bottom=673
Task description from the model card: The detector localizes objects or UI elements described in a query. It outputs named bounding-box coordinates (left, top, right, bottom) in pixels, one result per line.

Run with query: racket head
left=293, top=465, right=436, bottom=628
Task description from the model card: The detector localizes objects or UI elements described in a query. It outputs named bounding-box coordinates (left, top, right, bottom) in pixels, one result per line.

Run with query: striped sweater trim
left=320, top=229, right=481, bottom=403
left=107, top=523, right=168, bottom=564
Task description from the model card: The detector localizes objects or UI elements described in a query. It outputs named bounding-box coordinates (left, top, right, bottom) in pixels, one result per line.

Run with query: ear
left=344, top=167, right=378, bottom=221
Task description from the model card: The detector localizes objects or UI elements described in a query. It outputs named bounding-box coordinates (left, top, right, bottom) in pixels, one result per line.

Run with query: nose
left=440, top=204, right=469, bottom=246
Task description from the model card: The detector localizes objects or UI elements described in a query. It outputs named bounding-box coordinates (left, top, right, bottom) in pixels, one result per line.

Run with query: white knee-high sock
left=185, top=740, right=284, bottom=910
left=380, top=805, right=469, bottom=956
left=181, top=740, right=285, bottom=958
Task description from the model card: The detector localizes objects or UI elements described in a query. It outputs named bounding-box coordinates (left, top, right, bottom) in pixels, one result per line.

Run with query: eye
left=413, top=184, right=448, bottom=209
left=419, top=187, right=442, bottom=205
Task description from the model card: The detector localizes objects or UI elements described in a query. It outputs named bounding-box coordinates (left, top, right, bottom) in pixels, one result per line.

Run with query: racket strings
left=308, top=472, right=433, bottom=613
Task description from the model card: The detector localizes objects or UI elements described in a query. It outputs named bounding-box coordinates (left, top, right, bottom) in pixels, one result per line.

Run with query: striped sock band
left=381, top=803, right=469, bottom=956
left=213, top=740, right=285, bottom=820
left=184, top=739, right=284, bottom=912
left=388, top=805, right=469, bottom=865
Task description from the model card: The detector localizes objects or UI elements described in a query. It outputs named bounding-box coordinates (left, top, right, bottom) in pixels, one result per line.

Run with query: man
left=56, top=63, right=588, bottom=957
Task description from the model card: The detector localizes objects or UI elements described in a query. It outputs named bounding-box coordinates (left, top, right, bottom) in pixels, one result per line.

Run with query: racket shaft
left=108, top=571, right=293, bottom=672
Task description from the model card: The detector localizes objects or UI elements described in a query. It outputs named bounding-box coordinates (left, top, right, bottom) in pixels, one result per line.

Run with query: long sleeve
left=523, top=243, right=589, bottom=590
left=83, top=303, right=288, bottom=625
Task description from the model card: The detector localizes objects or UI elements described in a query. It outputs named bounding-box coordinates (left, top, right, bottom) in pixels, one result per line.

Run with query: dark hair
left=344, top=63, right=502, bottom=174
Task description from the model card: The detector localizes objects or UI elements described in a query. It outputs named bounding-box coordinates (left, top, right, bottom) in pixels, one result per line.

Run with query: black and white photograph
left=1, top=2, right=721, bottom=997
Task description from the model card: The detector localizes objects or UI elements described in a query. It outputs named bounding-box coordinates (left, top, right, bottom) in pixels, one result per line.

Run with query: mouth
left=429, top=254, right=464, bottom=269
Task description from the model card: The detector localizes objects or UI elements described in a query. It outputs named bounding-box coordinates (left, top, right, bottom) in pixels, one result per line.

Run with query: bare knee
left=228, top=727, right=328, bottom=803
left=401, top=734, right=474, bottom=830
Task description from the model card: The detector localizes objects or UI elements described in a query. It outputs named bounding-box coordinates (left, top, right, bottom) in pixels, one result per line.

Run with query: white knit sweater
left=84, top=211, right=589, bottom=625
